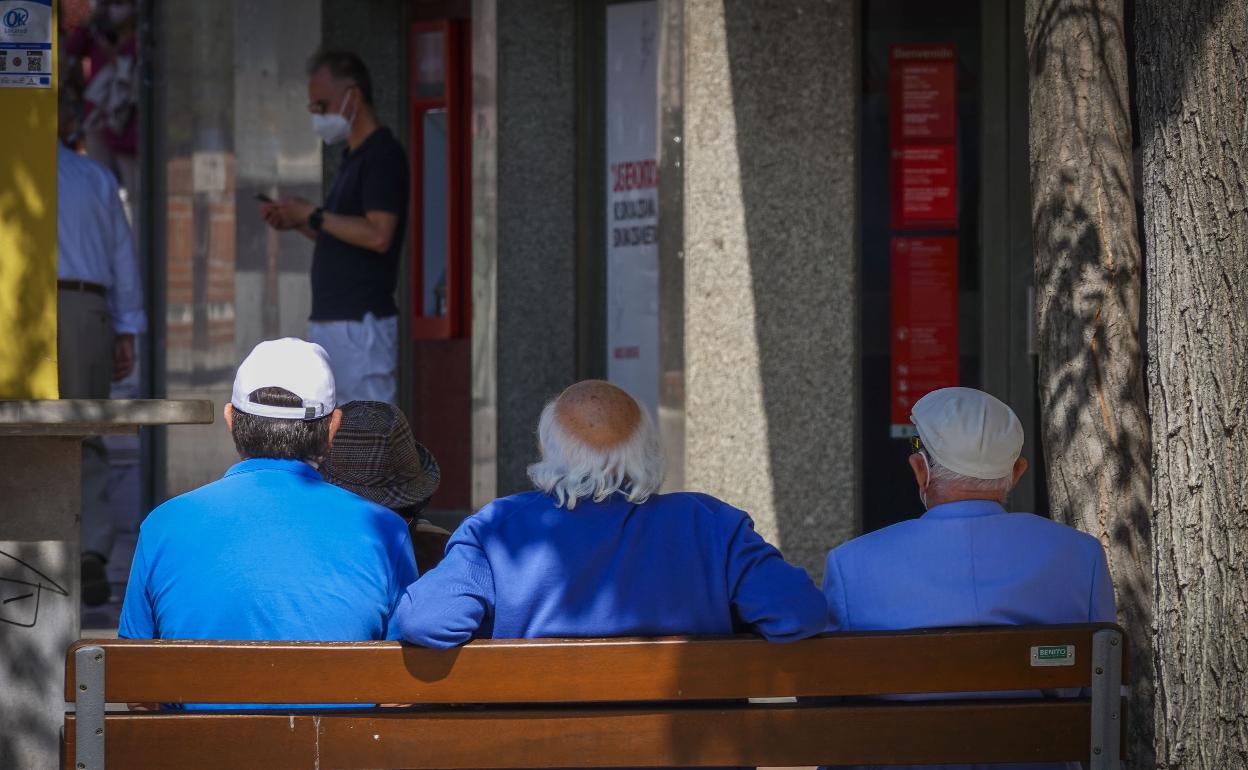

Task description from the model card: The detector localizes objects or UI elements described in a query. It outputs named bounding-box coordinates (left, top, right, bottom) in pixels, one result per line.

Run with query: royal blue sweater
left=395, top=490, right=827, bottom=646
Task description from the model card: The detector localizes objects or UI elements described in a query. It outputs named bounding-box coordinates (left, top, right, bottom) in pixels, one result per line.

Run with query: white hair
left=527, top=398, right=665, bottom=510
left=923, top=451, right=1014, bottom=500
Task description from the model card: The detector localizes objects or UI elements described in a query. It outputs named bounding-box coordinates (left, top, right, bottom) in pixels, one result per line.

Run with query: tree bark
left=1136, top=0, right=1248, bottom=767
left=1025, top=1, right=1154, bottom=765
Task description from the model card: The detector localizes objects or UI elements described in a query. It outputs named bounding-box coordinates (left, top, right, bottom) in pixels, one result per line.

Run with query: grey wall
left=321, top=0, right=409, bottom=184
left=489, top=0, right=579, bottom=495
left=0, top=438, right=79, bottom=768
left=683, top=0, right=859, bottom=580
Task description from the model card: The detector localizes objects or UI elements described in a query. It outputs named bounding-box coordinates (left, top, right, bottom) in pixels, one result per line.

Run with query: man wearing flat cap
left=119, top=339, right=418, bottom=707
left=825, top=386, right=1114, bottom=631
left=821, top=387, right=1114, bottom=769
left=321, top=400, right=451, bottom=573
left=394, top=379, right=827, bottom=648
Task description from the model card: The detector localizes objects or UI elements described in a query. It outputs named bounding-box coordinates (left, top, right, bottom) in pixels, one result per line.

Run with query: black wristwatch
left=308, top=207, right=325, bottom=231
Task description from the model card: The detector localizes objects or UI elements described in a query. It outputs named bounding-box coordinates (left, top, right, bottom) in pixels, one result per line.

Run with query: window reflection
left=421, top=108, right=449, bottom=318
left=157, top=0, right=321, bottom=496
left=413, top=31, right=445, bottom=99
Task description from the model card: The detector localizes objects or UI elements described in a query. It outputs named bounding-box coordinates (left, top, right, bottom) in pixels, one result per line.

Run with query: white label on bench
left=1030, top=644, right=1076, bottom=666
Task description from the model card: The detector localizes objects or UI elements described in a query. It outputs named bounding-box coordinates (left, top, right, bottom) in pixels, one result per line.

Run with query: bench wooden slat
left=64, top=700, right=1091, bottom=770
left=66, top=624, right=1114, bottom=704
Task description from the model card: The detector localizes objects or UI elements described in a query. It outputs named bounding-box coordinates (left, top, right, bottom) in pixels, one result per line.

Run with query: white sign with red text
left=605, top=0, right=659, bottom=417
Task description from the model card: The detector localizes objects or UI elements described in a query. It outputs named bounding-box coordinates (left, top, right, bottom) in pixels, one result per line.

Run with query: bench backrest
left=64, top=624, right=1126, bottom=769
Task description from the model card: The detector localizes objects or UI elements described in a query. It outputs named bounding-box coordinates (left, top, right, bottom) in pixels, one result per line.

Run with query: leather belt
left=57, top=279, right=107, bottom=297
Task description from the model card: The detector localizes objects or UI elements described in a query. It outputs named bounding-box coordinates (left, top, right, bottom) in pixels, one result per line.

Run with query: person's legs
left=58, top=290, right=116, bottom=606
left=308, top=320, right=362, bottom=403
left=307, top=315, right=397, bottom=405
left=354, top=313, right=397, bottom=404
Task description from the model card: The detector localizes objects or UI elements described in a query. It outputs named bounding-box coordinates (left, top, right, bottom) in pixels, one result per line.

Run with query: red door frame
left=409, top=19, right=471, bottom=340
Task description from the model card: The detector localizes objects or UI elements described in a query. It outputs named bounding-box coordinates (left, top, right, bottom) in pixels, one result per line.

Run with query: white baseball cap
left=231, top=338, right=336, bottom=420
left=911, top=387, right=1023, bottom=480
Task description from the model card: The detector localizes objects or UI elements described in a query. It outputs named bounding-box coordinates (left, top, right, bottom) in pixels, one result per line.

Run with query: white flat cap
left=231, top=338, right=336, bottom=420
left=911, top=387, right=1023, bottom=480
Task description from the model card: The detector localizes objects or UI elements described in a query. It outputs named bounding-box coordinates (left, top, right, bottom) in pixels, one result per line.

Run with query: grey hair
left=527, top=397, right=665, bottom=510
left=923, top=451, right=1014, bottom=500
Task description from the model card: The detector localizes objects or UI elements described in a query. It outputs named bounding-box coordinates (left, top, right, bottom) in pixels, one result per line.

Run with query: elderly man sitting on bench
left=821, top=386, right=1116, bottom=770
left=395, top=379, right=827, bottom=647
left=118, top=338, right=418, bottom=708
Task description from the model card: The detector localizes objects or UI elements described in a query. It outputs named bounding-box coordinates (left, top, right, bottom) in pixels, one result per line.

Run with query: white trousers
left=307, top=313, right=398, bottom=405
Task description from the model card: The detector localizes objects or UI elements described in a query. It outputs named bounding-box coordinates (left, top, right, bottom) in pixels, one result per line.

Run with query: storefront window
left=860, top=0, right=982, bottom=531
left=155, top=0, right=322, bottom=497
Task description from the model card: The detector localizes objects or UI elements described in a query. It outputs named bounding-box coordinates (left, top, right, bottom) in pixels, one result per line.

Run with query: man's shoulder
left=650, top=491, right=746, bottom=517
left=374, top=126, right=405, bottom=150
left=138, top=477, right=231, bottom=535
left=830, top=517, right=924, bottom=559
left=365, top=127, right=407, bottom=161
left=999, top=511, right=1105, bottom=554
left=473, top=490, right=552, bottom=521
left=58, top=146, right=119, bottom=194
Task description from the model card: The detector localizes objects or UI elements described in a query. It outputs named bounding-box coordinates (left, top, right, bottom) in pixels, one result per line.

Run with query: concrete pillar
left=470, top=0, right=579, bottom=503
left=0, top=401, right=213, bottom=769
left=0, top=438, right=79, bottom=767
left=682, top=0, right=859, bottom=579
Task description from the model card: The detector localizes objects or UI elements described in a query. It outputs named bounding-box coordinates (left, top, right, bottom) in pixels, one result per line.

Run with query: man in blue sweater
left=395, top=379, right=826, bottom=647
left=822, top=387, right=1115, bottom=770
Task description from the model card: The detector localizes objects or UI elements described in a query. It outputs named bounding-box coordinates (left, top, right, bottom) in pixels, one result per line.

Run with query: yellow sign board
left=0, top=0, right=57, bottom=399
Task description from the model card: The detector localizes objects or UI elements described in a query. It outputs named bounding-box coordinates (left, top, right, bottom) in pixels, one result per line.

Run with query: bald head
left=553, top=380, right=642, bottom=450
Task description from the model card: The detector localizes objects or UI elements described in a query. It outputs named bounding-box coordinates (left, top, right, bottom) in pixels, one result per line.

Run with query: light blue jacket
left=825, top=499, right=1115, bottom=631
left=822, top=499, right=1115, bottom=770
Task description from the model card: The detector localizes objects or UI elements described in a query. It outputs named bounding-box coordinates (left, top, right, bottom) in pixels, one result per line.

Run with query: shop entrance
left=407, top=9, right=473, bottom=520
left=860, top=0, right=1040, bottom=532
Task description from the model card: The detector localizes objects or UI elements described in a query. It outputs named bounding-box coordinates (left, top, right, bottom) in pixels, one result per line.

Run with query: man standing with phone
left=260, top=50, right=408, bottom=404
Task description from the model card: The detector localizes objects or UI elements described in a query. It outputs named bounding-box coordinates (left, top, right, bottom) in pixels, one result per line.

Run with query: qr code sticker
left=27, top=53, right=43, bottom=72
left=0, top=56, right=7, bottom=72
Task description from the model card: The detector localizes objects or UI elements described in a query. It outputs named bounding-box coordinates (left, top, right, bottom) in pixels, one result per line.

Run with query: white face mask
left=311, top=89, right=355, bottom=145
left=916, top=451, right=931, bottom=510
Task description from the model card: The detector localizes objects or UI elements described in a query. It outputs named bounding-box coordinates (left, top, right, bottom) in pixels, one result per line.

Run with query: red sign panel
left=890, top=236, right=959, bottom=433
left=889, top=44, right=958, bottom=230
left=889, top=44, right=957, bottom=143
left=891, top=144, right=958, bottom=230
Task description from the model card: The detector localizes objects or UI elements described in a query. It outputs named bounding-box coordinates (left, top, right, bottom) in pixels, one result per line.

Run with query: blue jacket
left=824, top=500, right=1115, bottom=631
left=821, top=499, right=1115, bottom=770
left=396, top=490, right=827, bottom=647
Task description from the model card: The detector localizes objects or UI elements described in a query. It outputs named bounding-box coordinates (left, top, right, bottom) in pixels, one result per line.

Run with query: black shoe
left=81, top=553, right=110, bottom=607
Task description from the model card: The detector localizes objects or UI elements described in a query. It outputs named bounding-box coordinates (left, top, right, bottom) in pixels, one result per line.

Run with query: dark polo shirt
left=310, top=126, right=409, bottom=321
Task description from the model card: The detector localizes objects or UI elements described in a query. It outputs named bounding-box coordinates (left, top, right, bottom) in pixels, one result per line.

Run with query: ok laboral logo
left=3, top=7, right=30, bottom=32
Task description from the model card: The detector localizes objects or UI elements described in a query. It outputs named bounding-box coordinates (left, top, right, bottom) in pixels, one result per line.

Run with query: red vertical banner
left=890, top=236, right=959, bottom=435
left=889, top=44, right=958, bottom=230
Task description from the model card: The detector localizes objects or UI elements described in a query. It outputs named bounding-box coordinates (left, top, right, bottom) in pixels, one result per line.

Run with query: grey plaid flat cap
left=320, top=400, right=441, bottom=512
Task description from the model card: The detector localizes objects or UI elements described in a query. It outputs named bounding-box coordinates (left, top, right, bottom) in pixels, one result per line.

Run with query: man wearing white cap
left=118, top=339, right=417, bottom=707
left=820, top=387, right=1114, bottom=769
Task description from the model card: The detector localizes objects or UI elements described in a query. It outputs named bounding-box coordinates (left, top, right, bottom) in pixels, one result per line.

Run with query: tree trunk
left=1136, top=0, right=1248, bottom=767
left=1025, top=1, right=1154, bottom=765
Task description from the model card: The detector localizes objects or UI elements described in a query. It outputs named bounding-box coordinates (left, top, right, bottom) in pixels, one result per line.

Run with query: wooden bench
left=64, top=623, right=1126, bottom=769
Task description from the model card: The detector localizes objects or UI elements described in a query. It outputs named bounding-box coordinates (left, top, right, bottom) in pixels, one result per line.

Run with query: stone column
left=0, top=400, right=212, bottom=769
left=682, top=0, right=859, bottom=580
left=471, top=0, right=579, bottom=503
left=0, top=437, right=80, bottom=767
